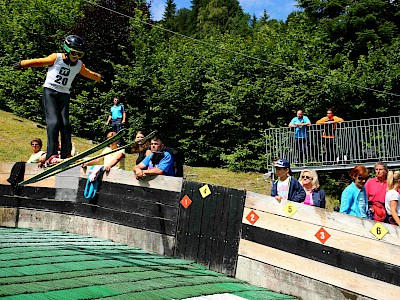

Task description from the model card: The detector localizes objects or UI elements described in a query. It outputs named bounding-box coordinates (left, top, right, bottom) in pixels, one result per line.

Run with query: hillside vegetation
left=0, top=110, right=270, bottom=195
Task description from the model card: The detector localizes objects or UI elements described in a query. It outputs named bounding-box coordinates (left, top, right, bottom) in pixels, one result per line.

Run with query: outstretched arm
left=17, top=53, right=57, bottom=68
left=80, top=63, right=101, bottom=81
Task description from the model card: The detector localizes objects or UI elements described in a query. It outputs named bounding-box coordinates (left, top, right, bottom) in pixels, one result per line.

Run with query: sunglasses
left=31, top=143, right=40, bottom=146
left=301, top=175, right=312, bottom=180
left=357, top=176, right=369, bottom=181
left=275, top=167, right=285, bottom=170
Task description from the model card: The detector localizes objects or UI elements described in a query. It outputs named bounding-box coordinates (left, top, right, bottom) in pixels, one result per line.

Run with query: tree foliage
left=0, top=0, right=399, bottom=172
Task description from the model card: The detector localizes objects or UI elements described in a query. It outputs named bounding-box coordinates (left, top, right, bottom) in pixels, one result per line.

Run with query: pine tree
left=162, top=0, right=177, bottom=31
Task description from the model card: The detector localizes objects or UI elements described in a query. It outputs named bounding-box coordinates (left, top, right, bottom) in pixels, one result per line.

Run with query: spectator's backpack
left=372, top=202, right=386, bottom=222
left=151, top=147, right=184, bottom=177
left=163, top=147, right=184, bottom=177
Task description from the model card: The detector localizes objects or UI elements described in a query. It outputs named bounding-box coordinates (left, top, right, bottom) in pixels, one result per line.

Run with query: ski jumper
left=20, top=53, right=101, bottom=159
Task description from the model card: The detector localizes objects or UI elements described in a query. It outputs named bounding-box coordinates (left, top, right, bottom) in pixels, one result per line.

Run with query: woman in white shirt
left=385, top=171, right=400, bottom=226
left=27, top=138, right=46, bottom=167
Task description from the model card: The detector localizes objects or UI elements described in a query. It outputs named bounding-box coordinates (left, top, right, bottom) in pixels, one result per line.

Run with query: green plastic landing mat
left=0, top=227, right=296, bottom=300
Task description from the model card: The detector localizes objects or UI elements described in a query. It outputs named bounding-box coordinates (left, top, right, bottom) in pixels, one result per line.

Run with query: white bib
left=43, top=53, right=82, bottom=94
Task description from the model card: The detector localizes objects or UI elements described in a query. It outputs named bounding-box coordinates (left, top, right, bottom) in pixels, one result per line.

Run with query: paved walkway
left=0, top=227, right=296, bottom=299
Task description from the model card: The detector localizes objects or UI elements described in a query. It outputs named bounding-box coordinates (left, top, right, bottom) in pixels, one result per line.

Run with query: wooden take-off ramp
left=1, top=162, right=400, bottom=300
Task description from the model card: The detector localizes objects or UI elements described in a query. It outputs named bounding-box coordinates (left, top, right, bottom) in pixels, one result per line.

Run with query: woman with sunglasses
left=13, top=35, right=102, bottom=165
left=27, top=138, right=46, bottom=167
left=340, top=165, right=369, bottom=218
left=299, top=169, right=326, bottom=208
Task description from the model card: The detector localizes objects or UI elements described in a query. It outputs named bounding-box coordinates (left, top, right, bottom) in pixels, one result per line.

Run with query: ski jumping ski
left=18, top=129, right=127, bottom=186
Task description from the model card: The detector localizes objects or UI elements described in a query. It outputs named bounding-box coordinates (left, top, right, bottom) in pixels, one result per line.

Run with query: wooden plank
left=183, top=181, right=204, bottom=261
left=78, top=180, right=181, bottom=207
left=207, top=185, right=230, bottom=273
left=196, top=184, right=221, bottom=267
left=76, top=185, right=179, bottom=221
left=238, top=239, right=400, bottom=300
left=242, top=207, right=400, bottom=268
left=241, top=221, right=400, bottom=285
left=80, top=168, right=183, bottom=193
left=222, top=188, right=245, bottom=276
left=75, top=203, right=177, bottom=236
left=236, top=256, right=374, bottom=300
left=245, top=191, right=400, bottom=246
left=174, top=180, right=193, bottom=258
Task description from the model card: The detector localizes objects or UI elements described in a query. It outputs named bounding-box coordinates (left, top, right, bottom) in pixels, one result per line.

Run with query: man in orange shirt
left=13, top=35, right=103, bottom=164
left=316, top=108, right=344, bottom=164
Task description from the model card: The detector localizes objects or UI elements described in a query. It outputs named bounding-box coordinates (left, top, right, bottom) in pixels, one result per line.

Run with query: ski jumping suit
left=20, top=53, right=101, bottom=159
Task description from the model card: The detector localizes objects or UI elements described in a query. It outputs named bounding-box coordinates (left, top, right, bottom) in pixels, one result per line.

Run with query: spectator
left=365, top=162, right=388, bottom=221
left=82, top=132, right=125, bottom=171
left=27, top=138, right=46, bottom=167
left=316, top=108, right=344, bottom=164
left=340, top=165, right=369, bottom=218
left=133, top=136, right=174, bottom=179
left=299, top=169, right=326, bottom=208
left=385, top=171, right=400, bottom=226
left=13, top=35, right=103, bottom=163
left=106, top=96, right=126, bottom=142
left=271, top=159, right=306, bottom=203
left=131, top=130, right=151, bottom=165
left=289, top=110, right=311, bottom=164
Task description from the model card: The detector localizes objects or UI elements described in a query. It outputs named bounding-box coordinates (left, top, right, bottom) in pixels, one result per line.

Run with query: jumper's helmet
left=63, top=35, right=85, bottom=57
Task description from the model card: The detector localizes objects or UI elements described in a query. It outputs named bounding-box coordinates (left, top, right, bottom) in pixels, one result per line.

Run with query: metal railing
left=265, top=116, right=400, bottom=172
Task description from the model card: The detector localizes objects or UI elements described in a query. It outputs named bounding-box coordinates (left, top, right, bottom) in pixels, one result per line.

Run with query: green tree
left=162, top=0, right=177, bottom=32
left=297, top=0, right=399, bottom=58
left=196, top=0, right=249, bottom=36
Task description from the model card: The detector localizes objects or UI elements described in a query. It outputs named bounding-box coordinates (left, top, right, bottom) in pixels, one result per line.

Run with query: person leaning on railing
left=288, top=110, right=311, bottom=164
left=316, top=108, right=344, bottom=163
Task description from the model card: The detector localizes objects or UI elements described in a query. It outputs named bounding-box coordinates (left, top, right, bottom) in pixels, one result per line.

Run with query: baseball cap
left=274, top=158, right=290, bottom=168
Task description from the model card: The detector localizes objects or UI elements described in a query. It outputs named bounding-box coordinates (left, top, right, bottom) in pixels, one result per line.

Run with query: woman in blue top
left=340, top=165, right=369, bottom=218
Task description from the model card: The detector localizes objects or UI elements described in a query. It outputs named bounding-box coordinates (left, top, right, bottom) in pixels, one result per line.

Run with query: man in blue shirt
left=106, top=96, right=126, bottom=133
left=133, top=136, right=175, bottom=179
left=289, top=110, right=311, bottom=164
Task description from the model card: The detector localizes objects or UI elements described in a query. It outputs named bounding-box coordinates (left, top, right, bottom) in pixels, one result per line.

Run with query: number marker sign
left=283, top=202, right=297, bottom=217
left=180, top=195, right=192, bottom=209
left=370, top=222, right=388, bottom=240
left=199, top=184, right=212, bottom=198
left=315, top=227, right=331, bottom=244
left=246, top=210, right=259, bottom=225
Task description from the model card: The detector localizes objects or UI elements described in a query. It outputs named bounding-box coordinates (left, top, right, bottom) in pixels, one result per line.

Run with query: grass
left=0, top=110, right=271, bottom=195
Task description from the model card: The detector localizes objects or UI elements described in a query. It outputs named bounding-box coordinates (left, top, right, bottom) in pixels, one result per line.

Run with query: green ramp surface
left=0, top=227, right=296, bottom=300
